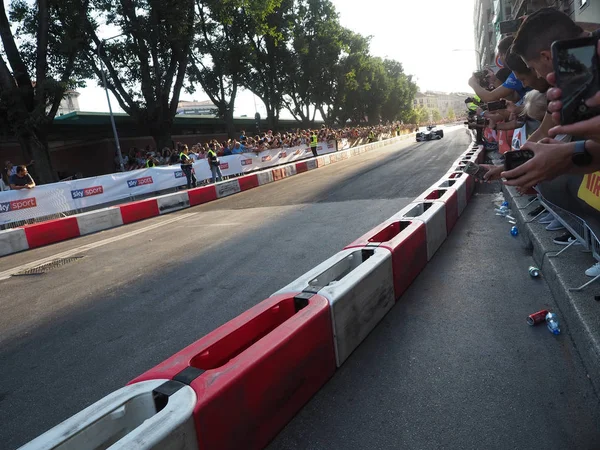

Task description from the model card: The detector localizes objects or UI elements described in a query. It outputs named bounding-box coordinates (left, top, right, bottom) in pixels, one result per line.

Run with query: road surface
left=2, top=126, right=598, bottom=449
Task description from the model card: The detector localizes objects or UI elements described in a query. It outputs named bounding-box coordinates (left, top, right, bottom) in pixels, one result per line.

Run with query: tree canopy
left=2, top=0, right=421, bottom=182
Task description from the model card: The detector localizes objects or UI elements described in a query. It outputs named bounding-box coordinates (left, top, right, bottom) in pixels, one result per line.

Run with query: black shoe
left=553, top=232, right=579, bottom=246
left=529, top=205, right=545, bottom=217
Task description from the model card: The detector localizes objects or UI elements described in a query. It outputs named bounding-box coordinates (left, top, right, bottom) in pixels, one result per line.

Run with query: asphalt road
left=2, top=126, right=598, bottom=449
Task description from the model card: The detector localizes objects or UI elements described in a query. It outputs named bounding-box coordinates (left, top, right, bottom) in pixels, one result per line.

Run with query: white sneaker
left=546, top=219, right=565, bottom=231
left=538, top=213, right=554, bottom=224
left=585, top=262, right=600, bottom=277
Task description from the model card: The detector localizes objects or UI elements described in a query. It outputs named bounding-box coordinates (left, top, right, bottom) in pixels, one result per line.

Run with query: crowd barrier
left=0, top=132, right=414, bottom=257
left=18, top=133, right=483, bottom=450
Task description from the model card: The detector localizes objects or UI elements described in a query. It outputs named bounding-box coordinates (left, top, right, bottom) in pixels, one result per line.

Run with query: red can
left=527, top=309, right=549, bottom=326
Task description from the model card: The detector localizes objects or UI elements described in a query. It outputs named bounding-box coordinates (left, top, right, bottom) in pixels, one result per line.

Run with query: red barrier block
left=129, top=293, right=336, bottom=450
left=423, top=188, right=458, bottom=233
left=119, top=199, right=160, bottom=224
left=23, top=217, right=81, bottom=249
left=188, top=185, right=217, bottom=207
left=345, top=220, right=427, bottom=300
left=295, top=161, right=308, bottom=174
left=272, top=168, right=285, bottom=181
left=238, top=174, right=259, bottom=191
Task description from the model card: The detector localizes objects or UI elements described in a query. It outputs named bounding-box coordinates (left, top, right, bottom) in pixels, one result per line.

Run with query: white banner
left=0, top=141, right=338, bottom=225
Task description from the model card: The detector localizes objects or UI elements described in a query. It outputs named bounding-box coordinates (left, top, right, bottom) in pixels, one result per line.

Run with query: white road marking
left=0, top=213, right=199, bottom=281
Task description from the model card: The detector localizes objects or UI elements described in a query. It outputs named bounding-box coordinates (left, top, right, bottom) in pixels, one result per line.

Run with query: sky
left=77, top=0, right=477, bottom=116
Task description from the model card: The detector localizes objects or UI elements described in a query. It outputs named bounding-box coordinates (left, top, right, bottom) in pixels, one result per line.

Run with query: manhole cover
left=13, top=256, right=85, bottom=276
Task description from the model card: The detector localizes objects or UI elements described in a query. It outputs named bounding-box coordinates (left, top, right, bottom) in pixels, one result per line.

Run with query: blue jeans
left=211, top=164, right=223, bottom=183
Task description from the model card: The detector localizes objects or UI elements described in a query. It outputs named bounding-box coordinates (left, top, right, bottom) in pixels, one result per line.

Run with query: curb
left=0, top=133, right=416, bottom=258
left=18, top=135, right=484, bottom=449
left=502, top=182, right=600, bottom=394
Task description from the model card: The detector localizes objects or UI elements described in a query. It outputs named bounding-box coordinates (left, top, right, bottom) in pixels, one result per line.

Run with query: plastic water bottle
left=546, top=312, right=561, bottom=335
left=511, top=226, right=519, bottom=236
left=502, top=201, right=509, bottom=207
left=495, top=206, right=509, bottom=216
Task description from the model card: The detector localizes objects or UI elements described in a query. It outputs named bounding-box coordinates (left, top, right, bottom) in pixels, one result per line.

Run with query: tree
left=282, top=0, right=344, bottom=128
left=0, top=0, right=90, bottom=183
left=406, top=105, right=428, bottom=125
left=447, top=109, right=456, bottom=121
left=431, top=108, right=442, bottom=123
left=380, top=59, right=418, bottom=123
left=189, top=0, right=280, bottom=138
left=83, top=0, right=195, bottom=150
left=242, top=0, right=293, bottom=130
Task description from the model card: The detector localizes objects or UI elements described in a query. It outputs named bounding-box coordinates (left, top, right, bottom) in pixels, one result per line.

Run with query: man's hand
left=480, top=164, right=503, bottom=182
left=501, top=139, right=575, bottom=189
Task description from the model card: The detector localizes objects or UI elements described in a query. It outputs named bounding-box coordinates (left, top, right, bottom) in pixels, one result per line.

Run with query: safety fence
left=16, top=139, right=485, bottom=449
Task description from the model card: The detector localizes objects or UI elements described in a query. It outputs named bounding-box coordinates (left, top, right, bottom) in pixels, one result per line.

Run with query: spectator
left=10, top=165, right=35, bottom=190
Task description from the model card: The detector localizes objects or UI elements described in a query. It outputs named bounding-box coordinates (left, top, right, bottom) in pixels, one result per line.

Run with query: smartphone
left=487, top=100, right=507, bottom=112
left=504, top=150, right=534, bottom=172
left=499, top=19, right=523, bottom=35
left=463, top=161, right=489, bottom=180
left=552, top=36, right=600, bottom=125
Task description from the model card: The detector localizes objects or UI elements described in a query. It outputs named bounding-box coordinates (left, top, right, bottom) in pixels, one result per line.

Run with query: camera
left=552, top=35, right=600, bottom=125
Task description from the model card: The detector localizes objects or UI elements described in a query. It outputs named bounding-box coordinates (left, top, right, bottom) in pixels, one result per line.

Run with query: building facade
left=176, top=100, right=218, bottom=116
left=473, top=0, right=600, bottom=70
left=56, top=91, right=81, bottom=116
left=413, top=92, right=471, bottom=119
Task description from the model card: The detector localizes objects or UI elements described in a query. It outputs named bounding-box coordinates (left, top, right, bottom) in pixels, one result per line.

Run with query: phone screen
left=556, top=43, right=599, bottom=124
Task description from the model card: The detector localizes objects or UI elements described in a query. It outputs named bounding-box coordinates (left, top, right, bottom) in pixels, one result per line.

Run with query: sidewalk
left=501, top=170, right=600, bottom=395
left=269, top=183, right=600, bottom=450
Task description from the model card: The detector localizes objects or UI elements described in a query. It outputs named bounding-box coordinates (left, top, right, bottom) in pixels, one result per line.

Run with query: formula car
left=416, top=125, right=444, bottom=142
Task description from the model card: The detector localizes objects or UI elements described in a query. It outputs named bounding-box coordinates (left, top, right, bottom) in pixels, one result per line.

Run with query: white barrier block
left=0, top=227, right=28, bottom=257
left=284, top=164, right=297, bottom=177
left=76, top=207, right=124, bottom=236
left=257, top=170, right=274, bottom=185
left=273, top=247, right=394, bottom=367
left=306, top=159, right=318, bottom=170
left=394, top=201, right=447, bottom=261
left=216, top=179, right=241, bottom=198
left=157, top=192, right=190, bottom=215
left=19, top=379, right=198, bottom=450
left=439, top=177, right=468, bottom=216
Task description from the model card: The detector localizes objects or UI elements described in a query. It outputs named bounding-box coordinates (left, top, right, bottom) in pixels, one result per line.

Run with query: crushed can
left=527, top=309, right=549, bottom=326
left=529, top=266, right=540, bottom=277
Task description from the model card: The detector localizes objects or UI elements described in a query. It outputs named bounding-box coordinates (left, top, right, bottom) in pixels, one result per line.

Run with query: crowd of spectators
left=115, top=123, right=414, bottom=172
left=464, top=7, right=600, bottom=279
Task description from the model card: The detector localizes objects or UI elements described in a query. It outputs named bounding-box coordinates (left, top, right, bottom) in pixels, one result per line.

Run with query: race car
left=416, top=125, right=444, bottom=142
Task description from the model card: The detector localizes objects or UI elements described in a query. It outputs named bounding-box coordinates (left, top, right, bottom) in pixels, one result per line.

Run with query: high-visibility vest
left=146, top=160, right=155, bottom=168
left=369, top=131, right=375, bottom=139
left=179, top=152, right=186, bottom=163
left=311, top=134, right=318, bottom=147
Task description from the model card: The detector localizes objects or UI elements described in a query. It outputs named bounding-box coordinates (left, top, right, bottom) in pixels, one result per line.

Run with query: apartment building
left=473, top=0, right=600, bottom=70
left=413, top=92, right=471, bottom=118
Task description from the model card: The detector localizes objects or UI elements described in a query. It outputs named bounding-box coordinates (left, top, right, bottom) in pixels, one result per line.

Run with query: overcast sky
left=77, top=0, right=477, bottom=116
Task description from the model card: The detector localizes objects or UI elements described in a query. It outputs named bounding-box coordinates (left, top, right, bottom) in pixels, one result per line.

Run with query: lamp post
left=98, top=33, right=126, bottom=172
left=452, top=48, right=484, bottom=69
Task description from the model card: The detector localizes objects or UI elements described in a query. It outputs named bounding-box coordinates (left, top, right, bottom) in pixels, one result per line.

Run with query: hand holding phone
left=487, top=100, right=507, bottom=112
left=552, top=35, right=600, bottom=125
left=504, top=150, right=534, bottom=172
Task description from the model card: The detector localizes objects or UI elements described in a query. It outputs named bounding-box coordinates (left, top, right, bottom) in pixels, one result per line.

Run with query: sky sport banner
left=0, top=141, right=337, bottom=225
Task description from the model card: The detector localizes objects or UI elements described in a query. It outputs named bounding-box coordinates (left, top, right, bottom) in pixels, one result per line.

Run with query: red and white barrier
left=273, top=247, right=395, bottom=367
left=393, top=201, right=447, bottom=261
left=438, top=175, right=469, bottom=216
left=129, top=293, right=335, bottom=450
left=416, top=187, right=459, bottom=234
left=215, top=179, right=241, bottom=199
left=345, top=220, right=427, bottom=301
left=188, top=185, right=217, bottom=207
left=19, top=379, right=198, bottom=450
left=238, top=174, right=260, bottom=191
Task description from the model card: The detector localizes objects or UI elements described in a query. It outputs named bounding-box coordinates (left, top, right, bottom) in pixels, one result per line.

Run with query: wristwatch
left=573, top=140, right=593, bottom=167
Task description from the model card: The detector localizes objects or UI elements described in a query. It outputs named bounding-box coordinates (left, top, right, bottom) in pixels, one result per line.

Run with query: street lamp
left=98, top=33, right=126, bottom=172
left=452, top=48, right=483, bottom=69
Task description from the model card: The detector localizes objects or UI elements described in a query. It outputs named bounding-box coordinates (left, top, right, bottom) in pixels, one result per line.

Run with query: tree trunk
left=152, top=127, right=173, bottom=152
left=17, top=130, right=56, bottom=184
left=225, top=108, right=236, bottom=139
